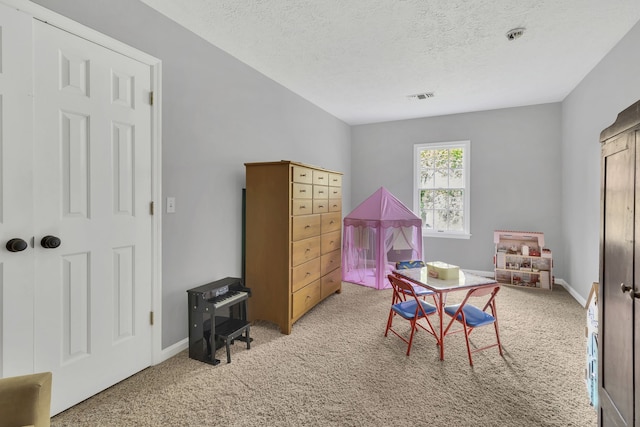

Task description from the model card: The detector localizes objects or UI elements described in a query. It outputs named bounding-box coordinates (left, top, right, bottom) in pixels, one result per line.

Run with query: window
left=414, top=140, right=470, bottom=239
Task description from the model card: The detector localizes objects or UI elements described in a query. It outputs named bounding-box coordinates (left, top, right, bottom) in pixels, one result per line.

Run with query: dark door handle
left=6, top=238, right=28, bottom=252
left=41, top=235, right=61, bottom=249
left=621, top=283, right=640, bottom=299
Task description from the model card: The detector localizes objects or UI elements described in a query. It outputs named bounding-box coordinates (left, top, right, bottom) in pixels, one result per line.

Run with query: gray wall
left=351, top=104, right=563, bottom=276
left=32, top=0, right=352, bottom=349
left=350, top=18, right=640, bottom=303
left=561, top=20, right=640, bottom=300
left=29, top=0, right=640, bottom=341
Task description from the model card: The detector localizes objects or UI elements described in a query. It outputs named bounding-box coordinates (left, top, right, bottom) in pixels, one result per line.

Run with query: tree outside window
left=414, top=141, right=470, bottom=239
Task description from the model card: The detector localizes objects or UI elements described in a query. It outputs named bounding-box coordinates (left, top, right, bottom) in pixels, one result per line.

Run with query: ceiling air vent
left=407, top=92, right=435, bottom=100
left=506, top=27, right=525, bottom=41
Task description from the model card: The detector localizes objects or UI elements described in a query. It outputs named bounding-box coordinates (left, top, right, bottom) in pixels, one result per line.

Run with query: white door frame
left=1, top=0, right=164, bottom=366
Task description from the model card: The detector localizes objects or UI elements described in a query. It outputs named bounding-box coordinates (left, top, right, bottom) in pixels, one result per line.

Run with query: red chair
left=385, top=274, right=438, bottom=355
left=394, top=261, right=436, bottom=303
left=442, top=285, right=503, bottom=366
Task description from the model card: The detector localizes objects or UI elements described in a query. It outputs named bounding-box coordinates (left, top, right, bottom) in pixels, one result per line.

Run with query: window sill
left=422, top=231, right=471, bottom=240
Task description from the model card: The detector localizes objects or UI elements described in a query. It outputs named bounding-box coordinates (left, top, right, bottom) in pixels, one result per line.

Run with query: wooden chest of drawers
left=245, top=161, right=343, bottom=334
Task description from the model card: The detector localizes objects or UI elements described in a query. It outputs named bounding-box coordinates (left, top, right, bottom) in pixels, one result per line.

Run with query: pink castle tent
left=342, top=187, right=423, bottom=290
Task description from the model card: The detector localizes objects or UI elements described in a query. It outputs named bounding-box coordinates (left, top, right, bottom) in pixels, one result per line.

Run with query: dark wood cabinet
left=599, top=100, right=640, bottom=426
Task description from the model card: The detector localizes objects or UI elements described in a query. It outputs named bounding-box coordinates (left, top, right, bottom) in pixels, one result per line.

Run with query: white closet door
left=0, top=3, right=35, bottom=378
left=33, top=19, right=154, bottom=414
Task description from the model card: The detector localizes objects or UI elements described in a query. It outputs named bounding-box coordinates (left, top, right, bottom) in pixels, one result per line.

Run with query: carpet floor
left=51, top=280, right=596, bottom=427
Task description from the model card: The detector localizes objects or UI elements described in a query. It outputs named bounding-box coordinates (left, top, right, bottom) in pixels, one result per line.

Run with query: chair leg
left=384, top=310, right=395, bottom=337
left=246, top=326, right=251, bottom=350
left=493, top=320, right=503, bottom=356
left=406, top=319, right=417, bottom=356
left=491, top=303, right=503, bottom=357
left=462, top=322, right=474, bottom=366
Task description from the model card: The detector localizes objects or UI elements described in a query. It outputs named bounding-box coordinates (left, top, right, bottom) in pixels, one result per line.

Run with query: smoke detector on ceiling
left=407, top=92, right=435, bottom=100
left=506, top=27, right=525, bottom=41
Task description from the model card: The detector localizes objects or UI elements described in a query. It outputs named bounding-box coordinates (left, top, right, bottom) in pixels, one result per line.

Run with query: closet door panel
left=32, top=20, right=154, bottom=414
left=599, top=128, right=635, bottom=426
left=0, top=3, right=34, bottom=378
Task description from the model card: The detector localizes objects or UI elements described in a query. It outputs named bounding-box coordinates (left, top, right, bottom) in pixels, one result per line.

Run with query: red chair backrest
left=467, top=284, right=500, bottom=298
left=387, top=275, right=430, bottom=314
left=461, top=285, right=501, bottom=312
left=388, top=274, right=418, bottom=298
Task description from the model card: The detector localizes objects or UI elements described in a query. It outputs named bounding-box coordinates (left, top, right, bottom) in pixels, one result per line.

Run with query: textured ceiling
left=139, top=0, right=640, bottom=125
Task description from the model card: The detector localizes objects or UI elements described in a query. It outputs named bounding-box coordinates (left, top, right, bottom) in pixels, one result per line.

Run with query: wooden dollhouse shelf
left=493, top=230, right=553, bottom=290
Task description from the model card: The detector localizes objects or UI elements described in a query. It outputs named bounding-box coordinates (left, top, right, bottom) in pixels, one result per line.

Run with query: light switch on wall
left=167, top=197, right=176, bottom=213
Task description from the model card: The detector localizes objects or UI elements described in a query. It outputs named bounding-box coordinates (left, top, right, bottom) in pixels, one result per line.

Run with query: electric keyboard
left=212, top=290, right=249, bottom=310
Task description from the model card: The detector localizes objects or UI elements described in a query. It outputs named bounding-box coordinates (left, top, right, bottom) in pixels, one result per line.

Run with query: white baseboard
left=555, top=278, right=587, bottom=307
left=156, top=338, right=188, bottom=365
left=464, top=269, right=494, bottom=278
left=464, top=269, right=586, bottom=307
left=154, top=275, right=586, bottom=367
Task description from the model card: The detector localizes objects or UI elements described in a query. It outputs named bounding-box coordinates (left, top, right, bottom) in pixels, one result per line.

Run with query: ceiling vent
left=506, top=27, right=525, bottom=41
left=407, top=92, right=435, bottom=100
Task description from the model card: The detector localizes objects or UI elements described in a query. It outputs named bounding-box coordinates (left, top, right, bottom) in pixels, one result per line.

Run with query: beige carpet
left=51, top=281, right=596, bottom=427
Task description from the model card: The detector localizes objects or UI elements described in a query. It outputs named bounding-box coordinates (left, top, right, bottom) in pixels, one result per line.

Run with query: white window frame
left=413, top=140, right=471, bottom=239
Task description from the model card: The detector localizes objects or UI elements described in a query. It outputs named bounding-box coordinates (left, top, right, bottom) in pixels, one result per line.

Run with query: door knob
left=41, top=235, right=61, bottom=249
left=621, top=283, right=640, bottom=299
left=6, top=238, right=28, bottom=252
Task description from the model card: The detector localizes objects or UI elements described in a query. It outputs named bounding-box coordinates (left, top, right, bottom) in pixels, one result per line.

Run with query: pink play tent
left=342, top=187, right=423, bottom=290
